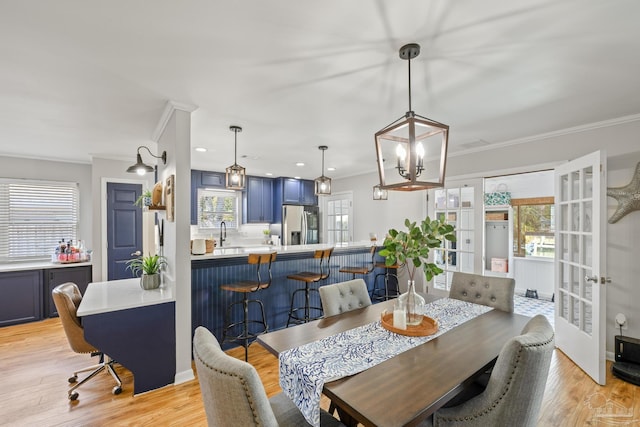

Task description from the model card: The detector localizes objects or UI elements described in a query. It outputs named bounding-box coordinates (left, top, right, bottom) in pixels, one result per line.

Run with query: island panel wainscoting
left=191, top=244, right=397, bottom=347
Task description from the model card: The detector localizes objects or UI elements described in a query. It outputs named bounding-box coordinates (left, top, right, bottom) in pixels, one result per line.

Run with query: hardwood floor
left=1, top=318, right=639, bottom=426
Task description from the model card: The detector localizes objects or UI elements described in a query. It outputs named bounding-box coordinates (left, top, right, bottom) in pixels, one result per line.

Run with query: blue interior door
left=107, top=183, right=142, bottom=280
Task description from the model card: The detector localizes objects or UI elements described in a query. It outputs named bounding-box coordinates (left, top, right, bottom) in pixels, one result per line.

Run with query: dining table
left=257, top=294, right=531, bottom=427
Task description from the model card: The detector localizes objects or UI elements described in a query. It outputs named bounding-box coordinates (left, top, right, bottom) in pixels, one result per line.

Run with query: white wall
left=338, top=117, right=640, bottom=355
left=0, top=156, right=92, bottom=254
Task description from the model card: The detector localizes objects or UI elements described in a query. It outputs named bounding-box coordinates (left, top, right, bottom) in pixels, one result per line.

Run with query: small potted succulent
left=134, top=189, right=153, bottom=207
left=125, top=253, right=168, bottom=290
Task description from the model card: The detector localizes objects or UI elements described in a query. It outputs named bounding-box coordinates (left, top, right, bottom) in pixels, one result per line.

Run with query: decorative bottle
left=398, top=280, right=425, bottom=326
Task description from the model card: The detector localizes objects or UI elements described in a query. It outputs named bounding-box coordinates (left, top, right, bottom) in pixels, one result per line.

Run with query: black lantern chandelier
left=374, top=43, right=449, bottom=191
left=225, top=125, right=246, bottom=190
left=314, top=145, right=331, bottom=195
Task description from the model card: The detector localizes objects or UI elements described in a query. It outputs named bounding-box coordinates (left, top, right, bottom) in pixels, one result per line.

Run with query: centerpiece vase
left=398, top=280, right=425, bottom=326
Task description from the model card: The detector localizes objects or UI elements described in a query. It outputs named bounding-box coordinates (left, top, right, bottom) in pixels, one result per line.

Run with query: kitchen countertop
left=191, top=241, right=379, bottom=260
left=0, top=261, right=92, bottom=273
left=77, top=278, right=175, bottom=317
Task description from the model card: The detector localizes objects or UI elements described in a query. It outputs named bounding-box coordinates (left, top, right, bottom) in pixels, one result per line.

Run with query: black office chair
left=52, top=282, right=122, bottom=401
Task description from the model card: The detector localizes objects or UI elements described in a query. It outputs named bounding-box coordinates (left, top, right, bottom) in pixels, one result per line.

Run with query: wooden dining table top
left=257, top=295, right=531, bottom=427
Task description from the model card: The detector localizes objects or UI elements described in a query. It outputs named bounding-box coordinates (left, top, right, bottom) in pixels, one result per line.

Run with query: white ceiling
left=1, top=1, right=640, bottom=180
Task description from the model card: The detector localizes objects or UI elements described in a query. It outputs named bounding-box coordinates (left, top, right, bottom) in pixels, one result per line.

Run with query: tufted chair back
left=319, top=279, right=372, bottom=317
left=449, top=272, right=515, bottom=312
left=426, top=315, right=554, bottom=427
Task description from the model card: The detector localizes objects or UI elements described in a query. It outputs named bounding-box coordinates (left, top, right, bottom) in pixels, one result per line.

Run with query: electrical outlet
left=616, top=313, right=628, bottom=330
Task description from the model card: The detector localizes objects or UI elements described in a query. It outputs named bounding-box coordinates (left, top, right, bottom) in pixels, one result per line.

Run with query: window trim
left=511, top=196, right=555, bottom=257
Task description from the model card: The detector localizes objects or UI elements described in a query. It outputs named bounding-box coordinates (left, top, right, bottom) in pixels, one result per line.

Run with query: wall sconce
left=314, top=145, right=332, bottom=195
left=374, top=43, right=449, bottom=191
left=372, top=184, right=388, bottom=200
left=225, top=125, right=246, bottom=190
left=126, top=146, right=167, bottom=175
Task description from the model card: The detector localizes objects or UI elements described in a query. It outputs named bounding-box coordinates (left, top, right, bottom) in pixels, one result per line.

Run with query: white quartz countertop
left=0, top=261, right=92, bottom=273
left=77, top=278, right=175, bottom=317
left=191, top=241, right=378, bottom=260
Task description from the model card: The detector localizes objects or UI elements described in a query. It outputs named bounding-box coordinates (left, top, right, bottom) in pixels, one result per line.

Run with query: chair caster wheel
left=69, top=392, right=79, bottom=401
left=68, top=376, right=77, bottom=383
left=113, top=386, right=122, bottom=395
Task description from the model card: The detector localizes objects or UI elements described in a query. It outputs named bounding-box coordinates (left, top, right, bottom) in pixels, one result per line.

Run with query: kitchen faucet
left=220, top=221, right=227, bottom=247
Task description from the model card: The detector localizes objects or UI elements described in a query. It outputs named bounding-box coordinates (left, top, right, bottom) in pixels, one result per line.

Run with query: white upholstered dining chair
left=193, top=326, right=345, bottom=427
left=448, top=271, right=515, bottom=312
left=420, top=314, right=554, bottom=427
left=318, top=278, right=372, bottom=317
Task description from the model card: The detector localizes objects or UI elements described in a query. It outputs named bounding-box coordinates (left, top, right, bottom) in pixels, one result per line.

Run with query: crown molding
left=152, top=100, right=198, bottom=142
left=450, top=113, right=640, bottom=158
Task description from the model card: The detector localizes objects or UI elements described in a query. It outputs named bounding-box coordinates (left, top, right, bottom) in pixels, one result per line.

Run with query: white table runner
left=278, top=298, right=493, bottom=426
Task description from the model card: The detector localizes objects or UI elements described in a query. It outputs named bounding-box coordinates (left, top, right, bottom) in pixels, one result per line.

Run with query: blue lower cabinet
left=0, top=270, right=42, bottom=326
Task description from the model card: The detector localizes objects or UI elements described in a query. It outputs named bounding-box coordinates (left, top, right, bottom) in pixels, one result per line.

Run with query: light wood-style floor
left=1, top=318, right=640, bottom=426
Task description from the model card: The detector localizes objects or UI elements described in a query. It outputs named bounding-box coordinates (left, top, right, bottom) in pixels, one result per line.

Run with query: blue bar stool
left=286, top=248, right=333, bottom=327
left=220, top=252, right=276, bottom=361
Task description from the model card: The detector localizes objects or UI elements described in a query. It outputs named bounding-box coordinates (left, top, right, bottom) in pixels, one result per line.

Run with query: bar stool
left=286, top=248, right=333, bottom=327
left=338, top=245, right=377, bottom=280
left=221, top=252, right=276, bottom=361
left=371, top=260, right=400, bottom=301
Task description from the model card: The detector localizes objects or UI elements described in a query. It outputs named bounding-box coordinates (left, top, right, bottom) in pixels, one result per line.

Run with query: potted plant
left=134, top=189, right=153, bottom=207
left=125, top=253, right=168, bottom=290
left=379, top=217, right=456, bottom=325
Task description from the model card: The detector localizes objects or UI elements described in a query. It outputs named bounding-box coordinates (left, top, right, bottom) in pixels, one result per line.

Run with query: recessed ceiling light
left=294, top=176, right=301, bottom=179
left=295, top=162, right=305, bottom=167
left=265, top=172, right=273, bottom=176
left=195, top=147, right=207, bottom=152
left=327, top=167, right=336, bottom=171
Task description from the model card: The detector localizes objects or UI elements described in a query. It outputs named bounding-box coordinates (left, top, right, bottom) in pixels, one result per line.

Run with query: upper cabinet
left=191, top=170, right=226, bottom=225
left=273, top=177, right=317, bottom=223
left=244, top=176, right=274, bottom=223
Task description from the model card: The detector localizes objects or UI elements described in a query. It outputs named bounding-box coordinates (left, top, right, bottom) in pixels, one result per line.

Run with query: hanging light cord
left=407, top=54, right=412, bottom=113
left=233, top=129, right=238, bottom=165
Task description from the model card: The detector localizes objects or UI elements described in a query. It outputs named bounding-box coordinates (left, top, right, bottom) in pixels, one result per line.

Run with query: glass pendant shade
left=372, top=184, right=388, bottom=200
left=225, top=125, right=246, bottom=190
left=314, top=145, right=331, bottom=195
left=375, top=43, right=449, bottom=191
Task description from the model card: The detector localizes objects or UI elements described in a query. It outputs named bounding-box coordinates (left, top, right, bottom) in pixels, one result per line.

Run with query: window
left=0, top=179, right=79, bottom=262
left=197, top=188, right=239, bottom=229
left=325, top=194, right=352, bottom=245
left=512, top=197, right=555, bottom=258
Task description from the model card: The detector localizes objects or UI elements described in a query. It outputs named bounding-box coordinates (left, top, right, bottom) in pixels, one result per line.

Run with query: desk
left=258, top=296, right=530, bottom=427
left=77, top=278, right=176, bottom=395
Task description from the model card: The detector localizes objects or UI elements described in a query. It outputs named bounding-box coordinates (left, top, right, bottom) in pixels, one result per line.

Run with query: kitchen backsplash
left=190, top=223, right=273, bottom=247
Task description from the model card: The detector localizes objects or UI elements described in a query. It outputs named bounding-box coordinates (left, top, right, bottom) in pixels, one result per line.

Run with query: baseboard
left=174, top=368, right=195, bottom=385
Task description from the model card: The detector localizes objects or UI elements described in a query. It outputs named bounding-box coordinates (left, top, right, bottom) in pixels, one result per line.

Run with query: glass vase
left=398, top=280, right=425, bottom=326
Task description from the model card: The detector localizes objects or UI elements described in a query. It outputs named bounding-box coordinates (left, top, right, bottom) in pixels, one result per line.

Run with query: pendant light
left=314, top=145, right=331, bottom=195
left=126, top=146, right=167, bottom=175
left=225, top=125, right=246, bottom=190
left=374, top=43, right=449, bottom=191
left=372, top=184, right=388, bottom=200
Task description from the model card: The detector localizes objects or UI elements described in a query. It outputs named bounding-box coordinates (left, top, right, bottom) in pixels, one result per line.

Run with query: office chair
left=52, top=282, right=122, bottom=401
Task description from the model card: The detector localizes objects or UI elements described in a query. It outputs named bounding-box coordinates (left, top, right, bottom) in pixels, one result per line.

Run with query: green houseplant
left=379, top=216, right=456, bottom=325
left=134, top=189, right=153, bottom=207
left=125, top=253, right=168, bottom=290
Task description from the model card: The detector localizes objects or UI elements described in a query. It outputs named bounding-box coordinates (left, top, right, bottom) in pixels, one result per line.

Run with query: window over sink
left=197, top=188, right=239, bottom=229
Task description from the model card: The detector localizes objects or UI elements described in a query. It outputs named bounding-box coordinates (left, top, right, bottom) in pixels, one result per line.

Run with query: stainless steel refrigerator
left=282, top=205, right=319, bottom=245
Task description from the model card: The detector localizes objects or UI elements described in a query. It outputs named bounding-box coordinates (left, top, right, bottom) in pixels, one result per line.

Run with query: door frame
left=100, top=177, right=149, bottom=282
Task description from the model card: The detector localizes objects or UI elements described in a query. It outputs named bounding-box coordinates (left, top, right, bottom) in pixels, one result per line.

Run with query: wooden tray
left=380, top=312, right=438, bottom=337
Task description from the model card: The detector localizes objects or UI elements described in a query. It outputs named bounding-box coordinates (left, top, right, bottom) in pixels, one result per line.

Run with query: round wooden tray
left=380, top=312, right=439, bottom=337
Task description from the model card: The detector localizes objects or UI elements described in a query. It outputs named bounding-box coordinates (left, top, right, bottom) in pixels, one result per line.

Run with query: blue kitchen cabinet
left=245, top=176, right=274, bottom=223
left=191, top=169, right=226, bottom=225
left=0, top=270, right=42, bottom=326
left=44, top=265, right=92, bottom=318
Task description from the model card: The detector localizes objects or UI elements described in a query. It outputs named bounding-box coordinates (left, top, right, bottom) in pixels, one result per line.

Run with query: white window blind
left=0, top=179, right=79, bottom=261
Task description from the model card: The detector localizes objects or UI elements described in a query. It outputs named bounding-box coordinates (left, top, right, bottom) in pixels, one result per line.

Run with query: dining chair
left=448, top=271, right=515, bottom=312
left=193, top=326, right=345, bottom=427
left=318, top=278, right=372, bottom=317
left=420, top=314, right=554, bottom=427
left=52, top=282, right=122, bottom=401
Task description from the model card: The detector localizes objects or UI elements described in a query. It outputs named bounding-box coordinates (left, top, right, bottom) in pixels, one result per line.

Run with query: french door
left=554, top=150, right=607, bottom=385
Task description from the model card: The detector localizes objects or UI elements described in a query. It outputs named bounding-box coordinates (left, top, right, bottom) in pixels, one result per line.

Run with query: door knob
left=131, top=250, right=142, bottom=257
left=600, top=277, right=612, bottom=284
left=584, top=275, right=598, bottom=283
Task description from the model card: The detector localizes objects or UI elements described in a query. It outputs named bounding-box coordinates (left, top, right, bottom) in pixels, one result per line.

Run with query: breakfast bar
left=191, top=242, right=388, bottom=346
